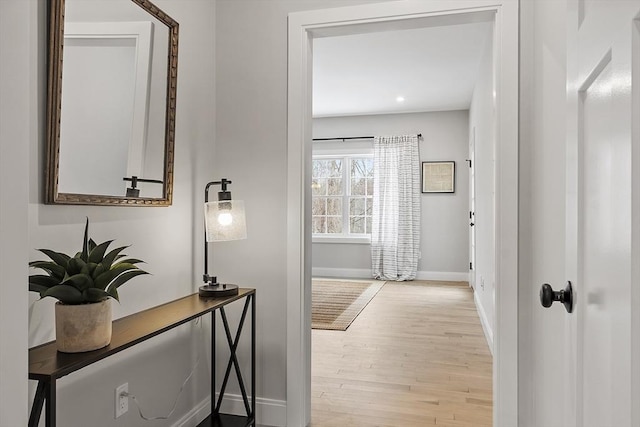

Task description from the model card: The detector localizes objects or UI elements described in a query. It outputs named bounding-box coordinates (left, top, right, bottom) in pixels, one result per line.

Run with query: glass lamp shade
left=204, top=200, right=247, bottom=242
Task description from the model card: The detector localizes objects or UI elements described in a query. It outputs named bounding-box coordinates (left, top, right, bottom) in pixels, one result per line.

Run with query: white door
left=561, top=0, right=639, bottom=425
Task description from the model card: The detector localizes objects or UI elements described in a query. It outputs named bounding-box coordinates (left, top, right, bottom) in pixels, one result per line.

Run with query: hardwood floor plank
left=311, top=280, right=492, bottom=427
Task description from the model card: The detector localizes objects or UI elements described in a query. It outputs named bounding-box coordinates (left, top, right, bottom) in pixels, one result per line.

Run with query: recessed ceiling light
left=396, top=96, right=405, bottom=103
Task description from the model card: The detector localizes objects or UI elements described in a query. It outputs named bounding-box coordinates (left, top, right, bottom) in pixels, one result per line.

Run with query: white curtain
left=371, top=135, right=421, bottom=281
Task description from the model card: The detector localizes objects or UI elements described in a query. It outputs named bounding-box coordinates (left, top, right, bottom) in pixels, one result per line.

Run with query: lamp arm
left=123, top=176, right=164, bottom=186
left=204, top=183, right=212, bottom=283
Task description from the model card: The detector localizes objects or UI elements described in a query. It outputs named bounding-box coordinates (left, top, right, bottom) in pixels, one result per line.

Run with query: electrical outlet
left=480, top=276, right=485, bottom=291
left=115, top=383, right=128, bottom=418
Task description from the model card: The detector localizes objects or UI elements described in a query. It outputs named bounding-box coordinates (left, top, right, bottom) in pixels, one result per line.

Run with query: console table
left=28, top=289, right=255, bottom=427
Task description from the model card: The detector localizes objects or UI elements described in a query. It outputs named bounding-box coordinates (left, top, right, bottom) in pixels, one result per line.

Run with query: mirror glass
left=46, top=0, right=178, bottom=206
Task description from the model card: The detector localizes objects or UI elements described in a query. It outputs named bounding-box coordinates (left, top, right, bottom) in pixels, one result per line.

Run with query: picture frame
left=422, top=161, right=455, bottom=193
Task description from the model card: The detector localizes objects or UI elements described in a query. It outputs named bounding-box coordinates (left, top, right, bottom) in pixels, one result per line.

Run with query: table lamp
left=199, top=178, right=247, bottom=297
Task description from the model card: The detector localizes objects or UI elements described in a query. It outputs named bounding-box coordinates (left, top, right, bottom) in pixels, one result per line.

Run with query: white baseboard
left=173, top=394, right=286, bottom=427
left=312, top=267, right=371, bottom=279
left=172, top=397, right=210, bottom=427
left=474, top=291, right=494, bottom=355
left=414, top=271, right=470, bottom=282
left=312, top=267, right=469, bottom=283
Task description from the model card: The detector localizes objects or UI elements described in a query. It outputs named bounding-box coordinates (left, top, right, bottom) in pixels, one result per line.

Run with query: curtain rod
left=312, top=133, right=422, bottom=142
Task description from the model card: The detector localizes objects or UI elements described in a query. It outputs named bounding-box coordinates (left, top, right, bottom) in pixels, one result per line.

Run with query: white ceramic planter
left=55, top=299, right=112, bottom=353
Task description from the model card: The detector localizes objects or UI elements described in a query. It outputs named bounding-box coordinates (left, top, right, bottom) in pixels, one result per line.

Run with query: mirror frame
left=46, top=0, right=179, bottom=206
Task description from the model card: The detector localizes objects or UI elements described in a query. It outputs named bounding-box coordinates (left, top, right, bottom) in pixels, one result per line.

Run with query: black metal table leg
left=211, top=310, right=216, bottom=417
left=251, top=294, right=255, bottom=426
left=45, top=379, right=56, bottom=427
left=27, top=379, right=57, bottom=427
left=204, top=294, right=255, bottom=426
left=215, top=299, right=251, bottom=415
left=28, top=381, right=46, bottom=427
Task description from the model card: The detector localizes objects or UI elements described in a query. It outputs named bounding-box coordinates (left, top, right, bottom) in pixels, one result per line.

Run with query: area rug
left=311, top=278, right=385, bottom=331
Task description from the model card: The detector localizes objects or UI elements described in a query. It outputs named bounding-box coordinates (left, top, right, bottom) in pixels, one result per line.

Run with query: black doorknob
left=470, top=222, right=475, bottom=227
left=540, top=281, right=574, bottom=313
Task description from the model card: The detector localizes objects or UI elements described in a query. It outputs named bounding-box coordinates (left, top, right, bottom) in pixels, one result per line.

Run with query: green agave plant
left=28, top=218, right=149, bottom=305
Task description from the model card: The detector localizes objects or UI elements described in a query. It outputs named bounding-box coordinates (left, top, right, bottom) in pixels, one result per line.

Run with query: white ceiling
left=312, top=21, right=493, bottom=118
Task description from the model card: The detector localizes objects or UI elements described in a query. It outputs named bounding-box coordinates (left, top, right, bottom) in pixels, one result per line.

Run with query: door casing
left=469, top=126, right=477, bottom=290
left=287, top=1, right=519, bottom=426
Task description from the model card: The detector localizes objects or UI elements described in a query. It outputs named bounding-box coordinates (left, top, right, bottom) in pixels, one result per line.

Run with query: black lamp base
left=198, top=283, right=239, bottom=298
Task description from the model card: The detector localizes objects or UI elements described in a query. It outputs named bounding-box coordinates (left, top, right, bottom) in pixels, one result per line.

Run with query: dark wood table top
left=29, top=288, right=255, bottom=381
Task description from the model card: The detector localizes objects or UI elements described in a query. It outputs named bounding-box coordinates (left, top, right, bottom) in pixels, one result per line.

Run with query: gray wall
left=0, top=1, right=30, bottom=424
left=312, top=111, right=470, bottom=279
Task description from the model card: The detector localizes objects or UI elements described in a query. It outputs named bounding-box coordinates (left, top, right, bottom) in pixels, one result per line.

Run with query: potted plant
left=29, top=218, right=148, bottom=353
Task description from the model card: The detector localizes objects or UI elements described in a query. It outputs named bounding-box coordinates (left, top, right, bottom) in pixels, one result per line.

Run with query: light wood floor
left=311, top=280, right=492, bottom=427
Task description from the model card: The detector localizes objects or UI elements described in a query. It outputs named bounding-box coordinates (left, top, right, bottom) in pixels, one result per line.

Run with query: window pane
left=351, top=159, right=366, bottom=177
left=350, top=216, right=365, bottom=234
left=352, top=158, right=373, bottom=177
left=366, top=217, right=372, bottom=234
left=313, top=159, right=342, bottom=177
left=364, top=158, right=374, bottom=177
left=328, top=159, right=342, bottom=177
left=349, top=197, right=365, bottom=216
left=327, top=197, right=342, bottom=216
left=313, top=217, right=326, bottom=234
left=312, top=197, right=326, bottom=216
left=312, top=160, right=320, bottom=178
left=327, top=217, right=342, bottom=233
left=351, top=177, right=366, bottom=195
left=366, top=197, right=372, bottom=215
left=312, top=178, right=326, bottom=196
left=327, top=178, right=342, bottom=195
left=312, top=160, right=326, bottom=178
left=366, top=178, right=373, bottom=196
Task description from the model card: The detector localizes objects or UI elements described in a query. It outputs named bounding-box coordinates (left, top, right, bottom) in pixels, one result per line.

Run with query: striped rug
left=311, top=278, right=385, bottom=331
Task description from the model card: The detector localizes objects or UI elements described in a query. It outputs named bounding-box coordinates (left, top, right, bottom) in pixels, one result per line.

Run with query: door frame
left=469, top=126, right=477, bottom=290
left=286, top=1, right=519, bottom=425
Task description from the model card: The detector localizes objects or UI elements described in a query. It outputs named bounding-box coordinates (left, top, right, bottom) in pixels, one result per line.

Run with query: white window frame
left=312, top=151, right=373, bottom=244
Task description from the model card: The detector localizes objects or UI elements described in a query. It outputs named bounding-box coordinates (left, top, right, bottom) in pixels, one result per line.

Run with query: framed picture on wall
left=422, top=161, right=455, bottom=193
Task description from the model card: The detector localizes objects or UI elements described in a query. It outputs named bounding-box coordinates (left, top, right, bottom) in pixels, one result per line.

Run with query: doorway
left=309, top=19, right=494, bottom=424
left=287, top=2, right=519, bottom=426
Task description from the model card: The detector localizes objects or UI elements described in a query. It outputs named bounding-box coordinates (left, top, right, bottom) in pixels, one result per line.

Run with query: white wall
left=518, top=1, right=568, bottom=425
left=0, top=1, right=30, bottom=425
left=468, top=29, right=495, bottom=348
left=24, top=1, right=217, bottom=426
left=312, top=111, right=470, bottom=281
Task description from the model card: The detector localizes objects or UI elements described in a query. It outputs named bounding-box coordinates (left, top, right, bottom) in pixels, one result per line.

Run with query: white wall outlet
left=480, top=276, right=485, bottom=291
left=115, top=383, right=128, bottom=418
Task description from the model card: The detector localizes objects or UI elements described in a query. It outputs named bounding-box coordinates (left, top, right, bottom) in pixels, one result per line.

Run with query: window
left=312, top=156, right=373, bottom=238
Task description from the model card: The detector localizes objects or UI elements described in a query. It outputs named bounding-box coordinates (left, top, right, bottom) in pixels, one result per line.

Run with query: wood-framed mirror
left=46, top=0, right=179, bottom=206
